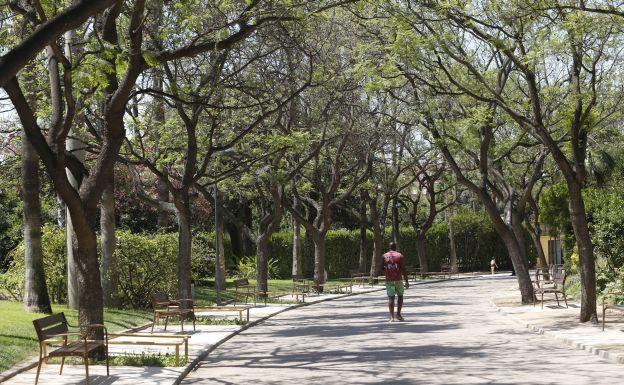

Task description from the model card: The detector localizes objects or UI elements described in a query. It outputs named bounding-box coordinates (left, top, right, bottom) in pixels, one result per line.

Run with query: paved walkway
left=182, top=276, right=623, bottom=385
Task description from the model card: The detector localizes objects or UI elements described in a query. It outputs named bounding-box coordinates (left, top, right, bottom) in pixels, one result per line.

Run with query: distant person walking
left=490, top=258, right=499, bottom=275
left=382, top=242, right=409, bottom=322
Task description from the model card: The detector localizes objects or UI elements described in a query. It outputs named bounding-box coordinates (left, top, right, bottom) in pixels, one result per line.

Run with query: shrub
left=236, top=256, right=279, bottom=279
left=2, top=225, right=67, bottom=303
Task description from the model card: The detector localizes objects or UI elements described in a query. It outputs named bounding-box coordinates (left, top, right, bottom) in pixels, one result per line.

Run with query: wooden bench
left=32, top=313, right=109, bottom=385
left=602, top=291, right=624, bottom=331
left=233, top=278, right=305, bottom=305
left=107, top=332, right=190, bottom=366
left=150, top=292, right=196, bottom=333
left=193, top=305, right=251, bottom=323
left=349, top=271, right=369, bottom=287
left=412, top=264, right=453, bottom=280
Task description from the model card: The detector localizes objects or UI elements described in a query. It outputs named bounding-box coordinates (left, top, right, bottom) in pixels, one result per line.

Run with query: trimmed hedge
left=259, top=210, right=536, bottom=279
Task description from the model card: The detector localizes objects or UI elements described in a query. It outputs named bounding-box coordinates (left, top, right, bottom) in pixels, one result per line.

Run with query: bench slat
left=33, top=313, right=66, bottom=330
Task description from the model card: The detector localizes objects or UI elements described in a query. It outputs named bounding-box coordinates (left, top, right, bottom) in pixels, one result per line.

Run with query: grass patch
left=47, top=353, right=186, bottom=367
left=0, top=301, right=151, bottom=373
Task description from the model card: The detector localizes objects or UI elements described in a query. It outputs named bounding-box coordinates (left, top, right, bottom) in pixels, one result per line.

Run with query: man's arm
left=401, top=255, right=409, bottom=289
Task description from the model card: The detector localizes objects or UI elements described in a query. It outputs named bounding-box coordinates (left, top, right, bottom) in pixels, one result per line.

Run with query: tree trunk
left=391, top=197, right=400, bottom=247
left=312, top=232, right=326, bottom=286
left=68, top=214, right=104, bottom=341
left=227, top=222, right=244, bottom=258
left=22, top=133, right=52, bottom=314
left=415, top=233, right=428, bottom=273
left=176, top=199, right=193, bottom=304
left=65, top=135, right=83, bottom=310
left=157, top=170, right=170, bottom=229
left=100, top=174, right=118, bottom=308
left=358, top=193, right=367, bottom=273
left=55, top=195, right=65, bottom=228
left=568, top=180, right=597, bottom=322
left=369, top=198, right=383, bottom=277
left=292, top=215, right=303, bottom=277
left=256, top=236, right=269, bottom=295
left=215, top=189, right=226, bottom=289
left=449, top=215, right=458, bottom=273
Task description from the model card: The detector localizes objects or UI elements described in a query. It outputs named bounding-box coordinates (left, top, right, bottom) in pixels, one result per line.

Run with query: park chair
left=150, top=292, right=196, bottom=333
left=32, top=313, right=108, bottom=385
left=533, top=268, right=568, bottom=309
left=602, top=290, right=624, bottom=331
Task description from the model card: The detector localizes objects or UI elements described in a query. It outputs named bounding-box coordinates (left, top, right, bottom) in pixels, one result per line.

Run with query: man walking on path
left=382, top=242, right=409, bottom=322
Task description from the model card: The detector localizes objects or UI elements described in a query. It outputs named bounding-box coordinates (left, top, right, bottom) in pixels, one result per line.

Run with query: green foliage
left=236, top=256, right=279, bottom=280
left=114, top=231, right=212, bottom=308
left=3, top=225, right=67, bottom=303
left=539, top=183, right=571, bottom=234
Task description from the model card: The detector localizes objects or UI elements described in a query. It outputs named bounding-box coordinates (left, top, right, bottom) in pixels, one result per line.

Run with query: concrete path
left=182, top=276, right=623, bottom=385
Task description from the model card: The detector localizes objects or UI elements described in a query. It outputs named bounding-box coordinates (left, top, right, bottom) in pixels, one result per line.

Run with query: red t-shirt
left=382, top=251, right=404, bottom=281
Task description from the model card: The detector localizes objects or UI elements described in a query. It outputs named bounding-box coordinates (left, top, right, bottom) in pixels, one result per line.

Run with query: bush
left=2, top=225, right=67, bottom=302
left=236, top=256, right=279, bottom=279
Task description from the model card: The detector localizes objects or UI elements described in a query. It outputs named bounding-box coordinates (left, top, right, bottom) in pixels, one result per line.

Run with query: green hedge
left=1, top=210, right=535, bottom=308
left=259, top=210, right=535, bottom=279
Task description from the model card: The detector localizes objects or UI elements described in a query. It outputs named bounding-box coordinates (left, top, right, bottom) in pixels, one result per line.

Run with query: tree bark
left=100, top=173, right=118, bottom=308
left=369, top=197, right=383, bottom=277
left=358, top=192, right=367, bottom=273
left=312, top=232, right=326, bottom=286
left=568, top=180, right=597, bottom=322
left=391, top=197, right=400, bottom=247
left=215, top=189, right=226, bottom=289
left=176, top=198, right=193, bottom=304
left=256, top=236, right=269, bottom=294
left=449, top=215, right=458, bottom=273
left=415, top=233, right=428, bottom=273
left=22, top=132, right=52, bottom=314
left=292, top=215, right=303, bottom=277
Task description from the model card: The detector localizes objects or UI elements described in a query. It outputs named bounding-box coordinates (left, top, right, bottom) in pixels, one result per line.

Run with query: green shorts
left=386, top=280, right=405, bottom=297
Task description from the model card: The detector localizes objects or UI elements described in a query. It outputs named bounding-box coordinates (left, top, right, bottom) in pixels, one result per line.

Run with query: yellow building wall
left=539, top=235, right=552, bottom=267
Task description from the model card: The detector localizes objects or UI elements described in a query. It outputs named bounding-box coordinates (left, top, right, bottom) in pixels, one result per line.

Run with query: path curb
left=489, top=300, right=624, bottom=365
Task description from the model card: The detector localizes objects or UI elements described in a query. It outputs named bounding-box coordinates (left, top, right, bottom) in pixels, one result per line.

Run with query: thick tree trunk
left=256, top=236, right=269, bottom=294
left=312, top=232, right=326, bottom=286
left=72, top=222, right=104, bottom=340
left=22, top=134, right=52, bottom=314
left=415, top=233, right=428, bottom=273
left=100, top=174, right=118, bottom=308
left=176, top=201, right=193, bottom=304
left=568, top=180, right=597, bottom=322
left=510, top=215, right=527, bottom=260
left=292, top=216, right=303, bottom=277
left=227, top=222, right=244, bottom=258
left=449, top=216, right=458, bottom=273
left=475, top=191, right=534, bottom=302
left=358, top=193, right=367, bottom=273
left=65, top=135, right=83, bottom=310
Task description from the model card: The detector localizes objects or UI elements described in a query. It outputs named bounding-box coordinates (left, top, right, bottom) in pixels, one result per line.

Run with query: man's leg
left=397, top=295, right=403, bottom=320
left=388, top=296, right=395, bottom=321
